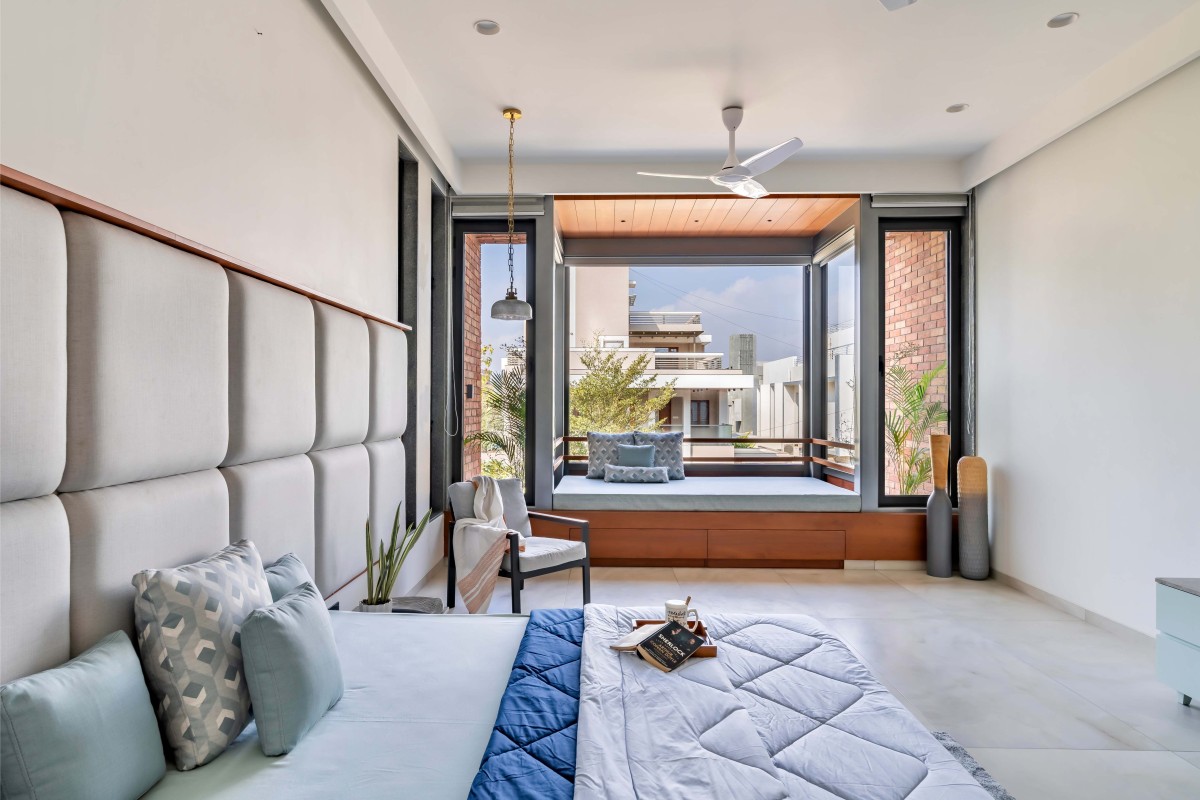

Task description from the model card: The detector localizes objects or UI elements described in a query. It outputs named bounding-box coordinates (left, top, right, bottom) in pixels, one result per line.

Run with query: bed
left=553, top=474, right=861, bottom=512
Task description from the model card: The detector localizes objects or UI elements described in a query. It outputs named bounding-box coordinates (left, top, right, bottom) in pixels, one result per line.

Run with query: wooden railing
left=553, top=435, right=855, bottom=472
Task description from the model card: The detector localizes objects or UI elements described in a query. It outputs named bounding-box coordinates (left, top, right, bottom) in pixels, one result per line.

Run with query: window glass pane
left=566, top=265, right=806, bottom=463
left=883, top=230, right=949, bottom=496
left=824, top=246, right=856, bottom=468
left=467, top=234, right=528, bottom=486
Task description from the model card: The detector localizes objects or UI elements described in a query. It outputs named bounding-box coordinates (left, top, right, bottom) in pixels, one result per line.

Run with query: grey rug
left=932, top=731, right=1015, bottom=800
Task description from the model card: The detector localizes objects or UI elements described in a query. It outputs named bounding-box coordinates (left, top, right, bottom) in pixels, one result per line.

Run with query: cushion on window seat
left=502, top=537, right=587, bottom=572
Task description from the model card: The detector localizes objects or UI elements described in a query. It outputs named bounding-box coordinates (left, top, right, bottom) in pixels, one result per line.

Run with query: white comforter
left=575, top=605, right=991, bottom=799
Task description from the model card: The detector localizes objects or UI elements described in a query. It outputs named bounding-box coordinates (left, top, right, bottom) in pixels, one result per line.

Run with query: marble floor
left=412, top=562, right=1200, bottom=800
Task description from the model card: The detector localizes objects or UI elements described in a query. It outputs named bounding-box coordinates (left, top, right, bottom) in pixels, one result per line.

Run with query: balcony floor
left=552, top=474, right=860, bottom=512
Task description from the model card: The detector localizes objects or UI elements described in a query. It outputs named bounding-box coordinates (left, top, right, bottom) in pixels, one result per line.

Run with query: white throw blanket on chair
left=452, top=476, right=523, bottom=614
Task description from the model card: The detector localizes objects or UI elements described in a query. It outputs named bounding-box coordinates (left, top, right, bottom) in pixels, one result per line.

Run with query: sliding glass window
left=822, top=245, right=856, bottom=472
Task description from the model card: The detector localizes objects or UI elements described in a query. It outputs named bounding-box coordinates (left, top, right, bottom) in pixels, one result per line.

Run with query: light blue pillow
left=0, top=631, right=165, bottom=800
left=265, top=552, right=319, bottom=602
left=241, top=582, right=344, bottom=756
left=616, top=443, right=656, bottom=467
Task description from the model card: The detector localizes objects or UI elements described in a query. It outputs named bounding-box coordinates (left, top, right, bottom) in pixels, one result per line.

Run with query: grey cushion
left=241, top=583, right=344, bottom=756
left=586, top=432, right=635, bottom=479
left=604, top=464, right=670, bottom=483
left=616, top=444, right=655, bottom=468
left=308, top=444, right=370, bottom=597
left=62, top=470, right=230, bottom=655
left=633, top=430, right=686, bottom=480
left=60, top=212, right=228, bottom=492
left=132, top=540, right=273, bottom=770
left=447, top=479, right=530, bottom=538
left=366, top=320, right=408, bottom=442
left=0, top=187, right=67, bottom=502
left=503, top=536, right=587, bottom=573
left=264, top=553, right=319, bottom=603
left=221, top=454, right=316, bottom=572
left=224, top=271, right=315, bottom=466
left=312, top=301, right=369, bottom=450
left=0, top=631, right=164, bottom=800
left=0, top=495, right=70, bottom=683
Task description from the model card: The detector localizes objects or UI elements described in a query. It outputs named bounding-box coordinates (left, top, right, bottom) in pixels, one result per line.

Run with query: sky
left=479, top=242, right=528, bottom=357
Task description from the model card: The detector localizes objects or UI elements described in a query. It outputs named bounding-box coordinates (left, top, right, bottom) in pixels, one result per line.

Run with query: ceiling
left=556, top=196, right=857, bottom=238
left=364, top=0, right=1196, bottom=173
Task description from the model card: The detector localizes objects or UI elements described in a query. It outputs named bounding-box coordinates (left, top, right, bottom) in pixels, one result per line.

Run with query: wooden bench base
left=529, top=509, right=935, bottom=568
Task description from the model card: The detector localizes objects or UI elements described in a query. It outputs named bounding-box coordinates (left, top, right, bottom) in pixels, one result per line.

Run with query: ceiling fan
left=636, top=106, right=803, bottom=199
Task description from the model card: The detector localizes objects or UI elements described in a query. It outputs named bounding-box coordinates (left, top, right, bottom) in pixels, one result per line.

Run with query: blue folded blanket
left=468, top=609, right=583, bottom=800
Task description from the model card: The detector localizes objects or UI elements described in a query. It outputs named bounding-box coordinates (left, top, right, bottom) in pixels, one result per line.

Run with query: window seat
left=552, top=475, right=861, bottom=513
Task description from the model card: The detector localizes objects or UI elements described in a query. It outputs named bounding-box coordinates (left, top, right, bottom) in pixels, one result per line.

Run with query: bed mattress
left=552, top=475, right=861, bottom=512
left=144, top=611, right=528, bottom=800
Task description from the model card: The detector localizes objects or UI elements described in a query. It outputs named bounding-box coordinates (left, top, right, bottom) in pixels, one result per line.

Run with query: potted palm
left=357, top=504, right=434, bottom=612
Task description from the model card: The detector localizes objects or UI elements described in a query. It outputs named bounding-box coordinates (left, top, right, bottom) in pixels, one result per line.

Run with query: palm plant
left=465, top=361, right=526, bottom=482
left=364, top=504, right=434, bottom=606
left=883, top=351, right=948, bottom=495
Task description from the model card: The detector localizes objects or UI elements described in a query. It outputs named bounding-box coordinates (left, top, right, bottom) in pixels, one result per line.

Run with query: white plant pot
left=355, top=599, right=393, bottom=613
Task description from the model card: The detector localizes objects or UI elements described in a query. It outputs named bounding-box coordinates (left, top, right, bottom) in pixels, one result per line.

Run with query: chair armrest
left=526, top=511, right=589, bottom=545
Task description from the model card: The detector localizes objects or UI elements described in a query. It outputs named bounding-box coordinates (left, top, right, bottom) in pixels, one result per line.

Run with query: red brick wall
left=883, top=230, right=949, bottom=495
left=461, top=233, right=513, bottom=480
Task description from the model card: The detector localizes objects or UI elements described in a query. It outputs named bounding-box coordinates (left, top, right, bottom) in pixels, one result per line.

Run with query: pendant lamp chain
left=506, top=110, right=517, bottom=295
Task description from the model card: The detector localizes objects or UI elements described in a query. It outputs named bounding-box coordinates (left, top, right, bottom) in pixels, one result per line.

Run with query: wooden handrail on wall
left=0, top=165, right=411, bottom=332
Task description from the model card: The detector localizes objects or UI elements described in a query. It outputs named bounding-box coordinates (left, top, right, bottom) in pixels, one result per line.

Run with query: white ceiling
left=347, top=0, right=1199, bottom=190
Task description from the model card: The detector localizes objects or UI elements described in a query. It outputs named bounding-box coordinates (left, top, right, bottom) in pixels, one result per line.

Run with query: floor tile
left=971, top=748, right=1200, bottom=800
left=879, top=571, right=1079, bottom=621
left=777, top=568, right=945, bottom=619
left=824, top=617, right=1163, bottom=750
left=673, top=567, right=810, bottom=614
left=1177, top=751, right=1200, bottom=768
left=582, top=567, right=681, bottom=608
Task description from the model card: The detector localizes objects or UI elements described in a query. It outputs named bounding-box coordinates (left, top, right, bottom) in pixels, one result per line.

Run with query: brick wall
left=461, top=233, right=514, bottom=480
left=883, top=230, right=949, bottom=495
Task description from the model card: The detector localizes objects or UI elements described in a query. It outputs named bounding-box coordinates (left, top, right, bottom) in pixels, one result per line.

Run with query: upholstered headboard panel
left=0, top=183, right=410, bottom=682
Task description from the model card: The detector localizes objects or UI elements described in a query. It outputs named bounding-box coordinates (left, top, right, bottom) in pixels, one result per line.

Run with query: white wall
left=0, top=0, right=443, bottom=590
left=975, top=59, right=1200, bottom=636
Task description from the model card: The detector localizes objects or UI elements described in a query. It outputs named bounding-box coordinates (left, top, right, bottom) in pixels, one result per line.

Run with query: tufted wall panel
left=308, top=444, right=370, bottom=597
left=366, top=320, right=408, bottom=442
left=0, top=495, right=71, bottom=682
left=366, top=438, right=406, bottom=546
left=222, top=454, right=316, bottom=573
left=224, top=271, right=316, bottom=466
left=312, top=301, right=370, bottom=451
left=0, top=187, right=67, bottom=502
left=61, top=469, right=230, bottom=656
left=59, top=213, right=229, bottom=492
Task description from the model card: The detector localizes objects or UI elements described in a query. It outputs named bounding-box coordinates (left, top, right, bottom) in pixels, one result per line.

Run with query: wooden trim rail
left=559, top=434, right=855, bottom=465
left=0, top=165, right=411, bottom=332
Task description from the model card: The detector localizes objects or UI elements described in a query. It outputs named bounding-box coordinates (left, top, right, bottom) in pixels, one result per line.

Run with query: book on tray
left=633, top=621, right=706, bottom=672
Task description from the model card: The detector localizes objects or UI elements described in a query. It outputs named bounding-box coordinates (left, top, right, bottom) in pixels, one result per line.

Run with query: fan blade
left=636, top=171, right=711, bottom=180
left=739, top=138, right=804, bottom=177
left=730, top=179, right=769, bottom=199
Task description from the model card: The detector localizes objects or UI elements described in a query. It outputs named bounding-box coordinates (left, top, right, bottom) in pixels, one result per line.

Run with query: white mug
left=665, top=599, right=700, bottom=631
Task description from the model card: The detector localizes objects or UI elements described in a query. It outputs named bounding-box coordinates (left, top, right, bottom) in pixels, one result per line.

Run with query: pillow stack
left=587, top=430, right=686, bottom=481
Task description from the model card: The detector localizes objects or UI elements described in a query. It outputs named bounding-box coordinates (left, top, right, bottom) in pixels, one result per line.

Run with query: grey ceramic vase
left=957, top=456, right=990, bottom=580
left=926, top=434, right=953, bottom=578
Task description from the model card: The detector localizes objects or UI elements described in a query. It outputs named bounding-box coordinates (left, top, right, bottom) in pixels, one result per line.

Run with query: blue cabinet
left=1156, top=579, right=1200, bottom=706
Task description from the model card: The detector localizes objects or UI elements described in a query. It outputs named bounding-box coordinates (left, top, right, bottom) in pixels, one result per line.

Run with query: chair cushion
left=0, top=631, right=164, bottom=800
left=131, top=540, right=272, bottom=770
left=604, top=464, right=670, bottom=484
left=616, top=444, right=655, bottom=467
left=241, top=583, right=343, bottom=756
left=448, top=479, right=531, bottom=538
left=586, top=432, right=635, bottom=479
left=264, top=552, right=319, bottom=603
left=503, top=537, right=587, bottom=573
left=633, top=431, right=686, bottom=479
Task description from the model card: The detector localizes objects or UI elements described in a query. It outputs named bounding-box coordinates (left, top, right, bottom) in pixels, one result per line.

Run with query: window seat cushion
left=552, top=475, right=860, bottom=512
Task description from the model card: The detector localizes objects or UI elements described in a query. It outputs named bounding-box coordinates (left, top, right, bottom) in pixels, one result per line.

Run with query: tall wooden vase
left=926, top=434, right=953, bottom=578
left=957, top=456, right=990, bottom=580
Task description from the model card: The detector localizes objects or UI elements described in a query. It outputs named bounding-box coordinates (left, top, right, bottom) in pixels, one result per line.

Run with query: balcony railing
left=628, top=311, right=702, bottom=326
left=568, top=348, right=725, bottom=372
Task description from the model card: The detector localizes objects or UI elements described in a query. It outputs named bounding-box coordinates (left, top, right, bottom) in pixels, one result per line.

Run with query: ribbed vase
left=925, top=434, right=953, bottom=578
left=957, top=456, right=990, bottom=580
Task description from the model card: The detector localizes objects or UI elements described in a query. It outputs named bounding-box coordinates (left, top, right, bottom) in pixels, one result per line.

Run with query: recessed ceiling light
left=1047, top=12, right=1079, bottom=28
left=945, top=103, right=970, bottom=113
left=474, top=19, right=501, bottom=35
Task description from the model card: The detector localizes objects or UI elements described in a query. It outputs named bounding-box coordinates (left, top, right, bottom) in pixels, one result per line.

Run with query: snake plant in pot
left=359, top=504, right=434, bottom=612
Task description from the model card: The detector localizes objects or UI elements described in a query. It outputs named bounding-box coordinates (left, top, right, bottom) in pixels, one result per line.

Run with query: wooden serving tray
left=632, top=619, right=718, bottom=658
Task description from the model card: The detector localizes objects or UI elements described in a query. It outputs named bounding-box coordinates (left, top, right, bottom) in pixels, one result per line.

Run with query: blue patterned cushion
left=604, top=464, right=670, bottom=483
left=616, top=444, right=655, bottom=467
left=131, top=540, right=272, bottom=770
left=586, top=432, right=634, bottom=479
left=633, top=431, right=686, bottom=479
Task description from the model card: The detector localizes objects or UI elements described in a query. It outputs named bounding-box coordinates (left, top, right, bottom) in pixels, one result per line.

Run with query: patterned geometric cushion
left=604, top=464, right=670, bottom=484
left=586, top=432, right=634, bottom=479
left=633, top=431, right=686, bottom=479
left=616, top=444, right=655, bottom=467
left=131, top=540, right=272, bottom=770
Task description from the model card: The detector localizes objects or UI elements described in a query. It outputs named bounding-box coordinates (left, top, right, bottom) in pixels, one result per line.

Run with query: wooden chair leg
left=582, top=560, right=591, bottom=605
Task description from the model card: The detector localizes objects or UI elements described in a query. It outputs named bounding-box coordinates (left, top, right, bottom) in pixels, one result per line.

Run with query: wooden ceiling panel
left=554, top=195, right=857, bottom=239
